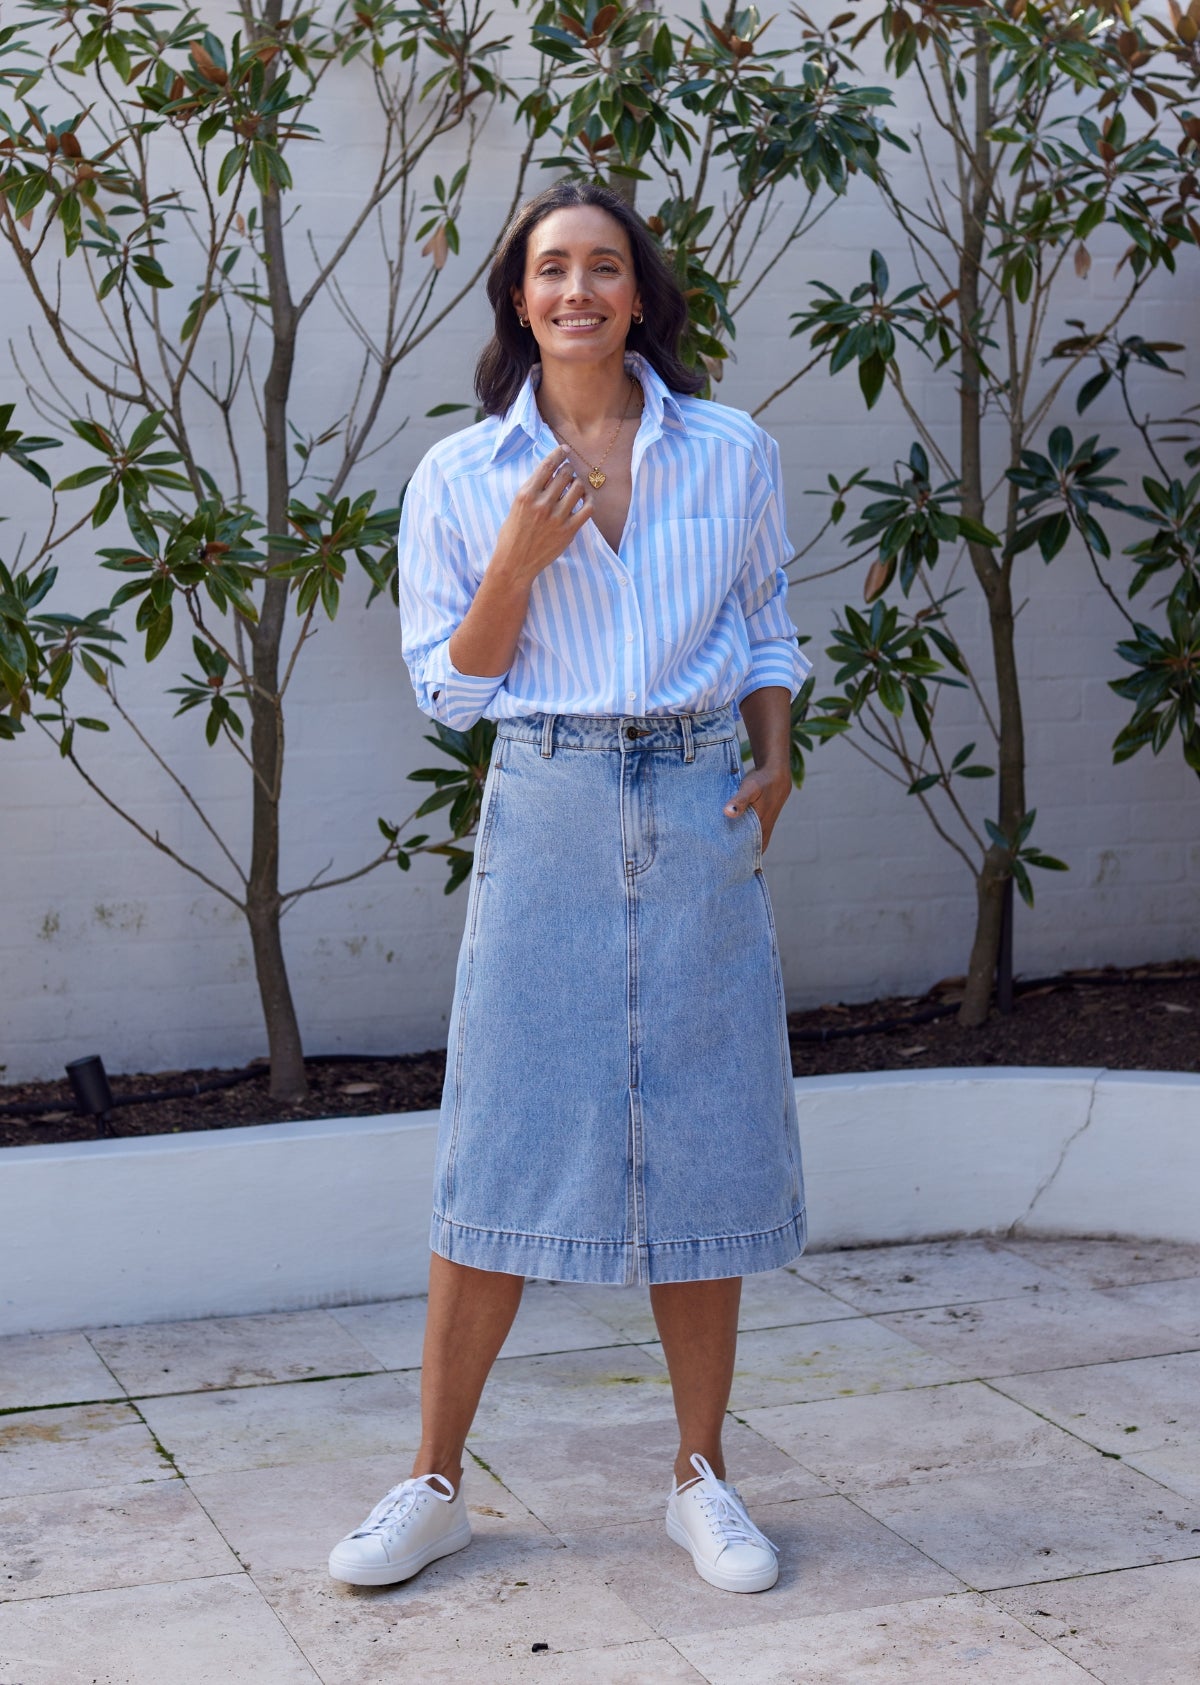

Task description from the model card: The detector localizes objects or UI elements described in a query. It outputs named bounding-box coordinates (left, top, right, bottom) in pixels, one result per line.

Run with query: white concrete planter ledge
left=3, top=1067, right=1198, bottom=1337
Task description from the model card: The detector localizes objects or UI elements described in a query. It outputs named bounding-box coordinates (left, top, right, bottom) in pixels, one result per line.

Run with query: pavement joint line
left=0, top=1396, right=129, bottom=1417
left=977, top=1587, right=1111, bottom=1684
left=8, top=1333, right=1199, bottom=1415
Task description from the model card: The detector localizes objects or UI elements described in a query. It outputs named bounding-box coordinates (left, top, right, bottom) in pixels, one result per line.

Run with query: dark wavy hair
left=474, top=181, right=705, bottom=416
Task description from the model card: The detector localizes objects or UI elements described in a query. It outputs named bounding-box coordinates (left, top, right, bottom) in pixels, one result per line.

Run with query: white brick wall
left=2, top=18, right=1198, bottom=1082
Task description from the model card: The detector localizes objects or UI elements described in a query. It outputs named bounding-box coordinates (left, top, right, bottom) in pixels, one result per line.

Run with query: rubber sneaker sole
left=328, top=1517, right=472, bottom=1587
left=665, top=1513, right=779, bottom=1593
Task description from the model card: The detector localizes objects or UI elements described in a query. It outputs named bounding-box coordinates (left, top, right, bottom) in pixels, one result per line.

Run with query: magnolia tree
left=1017, top=328, right=1200, bottom=774
left=770, top=0, right=1200, bottom=1023
left=0, top=0, right=543, bottom=1098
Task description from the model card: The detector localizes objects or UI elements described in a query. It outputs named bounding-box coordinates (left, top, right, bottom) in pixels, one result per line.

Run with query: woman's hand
left=726, top=685, right=793, bottom=852
left=492, top=446, right=593, bottom=585
left=725, top=762, right=792, bottom=851
left=449, top=448, right=591, bottom=680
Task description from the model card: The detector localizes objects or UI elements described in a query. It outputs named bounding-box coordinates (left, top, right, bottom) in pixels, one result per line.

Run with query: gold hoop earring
left=632, top=310, right=644, bottom=325
left=517, top=313, right=529, bottom=328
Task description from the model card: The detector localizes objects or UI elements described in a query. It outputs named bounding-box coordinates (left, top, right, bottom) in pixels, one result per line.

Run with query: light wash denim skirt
left=432, top=707, right=806, bottom=1286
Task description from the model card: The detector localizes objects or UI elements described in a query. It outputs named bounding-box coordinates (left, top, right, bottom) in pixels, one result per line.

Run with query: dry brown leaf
left=340, top=1080, right=381, bottom=1094
left=190, top=41, right=228, bottom=84
left=864, top=558, right=890, bottom=601
left=421, top=224, right=449, bottom=270
left=1074, top=243, right=1092, bottom=278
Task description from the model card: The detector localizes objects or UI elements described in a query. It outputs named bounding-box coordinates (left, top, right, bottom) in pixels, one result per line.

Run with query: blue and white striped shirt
left=396, top=352, right=810, bottom=729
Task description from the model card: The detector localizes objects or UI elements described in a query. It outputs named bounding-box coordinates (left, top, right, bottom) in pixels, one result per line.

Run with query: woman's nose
left=563, top=270, right=593, bottom=300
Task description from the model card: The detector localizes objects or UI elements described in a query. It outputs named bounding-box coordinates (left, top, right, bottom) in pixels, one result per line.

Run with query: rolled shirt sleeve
left=395, top=457, right=506, bottom=730
left=735, top=428, right=813, bottom=703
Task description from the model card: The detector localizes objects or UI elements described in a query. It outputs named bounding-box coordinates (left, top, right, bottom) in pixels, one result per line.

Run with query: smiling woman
left=329, top=180, right=812, bottom=1599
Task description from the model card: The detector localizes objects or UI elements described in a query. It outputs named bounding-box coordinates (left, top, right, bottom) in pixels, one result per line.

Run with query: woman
left=329, top=181, right=810, bottom=1597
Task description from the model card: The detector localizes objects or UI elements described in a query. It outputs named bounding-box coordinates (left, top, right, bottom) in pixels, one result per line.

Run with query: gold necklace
left=545, top=377, right=639, bottom=490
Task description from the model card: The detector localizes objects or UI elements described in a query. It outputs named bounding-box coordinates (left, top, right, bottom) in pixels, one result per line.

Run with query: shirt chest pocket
left=644, top=517, right=750, bottom=645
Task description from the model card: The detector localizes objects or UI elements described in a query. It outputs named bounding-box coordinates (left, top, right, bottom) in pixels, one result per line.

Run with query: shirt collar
left=488, top=351, right=688, bottom=463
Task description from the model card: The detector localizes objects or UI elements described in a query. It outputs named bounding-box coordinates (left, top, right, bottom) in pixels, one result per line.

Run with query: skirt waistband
left=496, top=707, right=736, bottom=758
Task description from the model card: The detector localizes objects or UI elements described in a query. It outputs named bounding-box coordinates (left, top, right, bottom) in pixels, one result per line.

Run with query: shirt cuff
left=737, top=639, right=813, bottom=704
left=422, top=648, right=506, bottom=730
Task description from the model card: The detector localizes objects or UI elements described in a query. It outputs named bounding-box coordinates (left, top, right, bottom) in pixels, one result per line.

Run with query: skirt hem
left=430, top=1208, right=807, bottom=1286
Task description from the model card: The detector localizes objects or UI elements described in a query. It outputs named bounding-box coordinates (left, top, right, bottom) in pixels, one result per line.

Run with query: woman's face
left=511, top=205, right=642, bottom=370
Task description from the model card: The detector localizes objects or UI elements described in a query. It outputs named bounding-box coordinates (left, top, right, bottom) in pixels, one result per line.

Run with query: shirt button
left=627, top=691, right=635, bottom=701
left=626, top=634, right=634, bottom=644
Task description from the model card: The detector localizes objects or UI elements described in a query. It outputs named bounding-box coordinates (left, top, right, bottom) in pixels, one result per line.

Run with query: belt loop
left=540, top=713, right=555, bottom=758
left=681, top=713, right=695, bottom=764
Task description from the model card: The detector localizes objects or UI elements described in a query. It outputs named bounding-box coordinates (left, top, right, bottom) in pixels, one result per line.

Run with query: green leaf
left=144, top=606, right=173, bottom=662
left=217, top=145, right=245, bottom=195
left=859, top=353, right=887, bottom=409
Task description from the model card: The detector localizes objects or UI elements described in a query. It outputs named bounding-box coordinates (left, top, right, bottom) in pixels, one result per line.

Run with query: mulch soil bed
left=3, top=959, right=1197, bottom=1149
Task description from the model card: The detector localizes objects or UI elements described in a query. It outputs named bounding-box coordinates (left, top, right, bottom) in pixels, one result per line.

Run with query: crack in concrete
left=1008, top=1073, right=1104, bottom=1236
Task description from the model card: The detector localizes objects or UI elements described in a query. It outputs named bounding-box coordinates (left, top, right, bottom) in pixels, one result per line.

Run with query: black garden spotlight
left=65, top=1054, right=115, bottom=1137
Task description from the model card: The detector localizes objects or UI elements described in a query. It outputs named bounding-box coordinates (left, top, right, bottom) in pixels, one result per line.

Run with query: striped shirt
left=396, top=351, right=810, bottom=729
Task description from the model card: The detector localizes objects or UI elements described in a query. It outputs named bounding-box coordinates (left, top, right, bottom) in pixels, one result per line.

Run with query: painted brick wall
left=2, top=19, right=1197, bottom=1082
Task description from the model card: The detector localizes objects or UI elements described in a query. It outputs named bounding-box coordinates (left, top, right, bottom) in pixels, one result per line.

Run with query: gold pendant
left=588, top=468, right=606, bottom=490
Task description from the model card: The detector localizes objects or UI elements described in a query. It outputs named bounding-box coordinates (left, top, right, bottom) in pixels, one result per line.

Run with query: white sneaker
left=328, top=1473, right=472, bottom=1586
left=665, top=1452, right=779, bottom=1593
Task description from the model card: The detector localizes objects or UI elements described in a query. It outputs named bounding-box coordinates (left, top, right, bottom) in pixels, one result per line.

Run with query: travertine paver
left=1, top=1237, right=1198, bottom=1684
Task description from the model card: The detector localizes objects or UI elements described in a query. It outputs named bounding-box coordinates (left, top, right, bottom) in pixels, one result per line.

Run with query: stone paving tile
left=0, top=1400, right=174, bottom=1499
left=328, top=1295, right=429, bottom=1371
left=468, top=1343, right=674, bottom=1434
left=190, top=1451, right=555, bottom=1575
left=89, top=1309, right=383, bottom=1397
left=498, top=1284, right=639, bottom=1360
left=1102, top=1276, right=1200, bottom=1343
left=554, top=1284, right=662, bottom=1344
left=796, top=1239, right=1060, bottom=1314
left=1121, top=1443, right=1200, bottom=1504
left=138, top=1370, right=420, bottom=1478
left=558, top=1494, right=963, bottom=1638
left=331, top=1283, right=629, bottom=1373
left=710, top=1316, right=962, bottom=1411
left=557, top=1270, right=853, bottom=1346
left=880, top=1287, right=1188, bottom=1377
left=0, top=1331, right=121, bottom=1411
left=852, top=1454, right=1200, bottom=1591
left=1001, top=1237, right=1200, bottom=1291
left=359, top=1637, right=711, bottom=1684
left=672, top=1592, right=1097, bottom=1683
left=0, top=1479, right=238, bottom=1601
left=0, top=1574, right=321, bottom=1684
left=735, top=1267, right=861, bottom=1331
left=254, top=1545, right=661, bottom=1683
left=991, top=1350, right=1200, bottom=1456
left=743, top=1380, right=1095, bottom=1494
left=468, top=1414, right=827, bottom=1533
left=989, top=1558, right=1200, bottom=1685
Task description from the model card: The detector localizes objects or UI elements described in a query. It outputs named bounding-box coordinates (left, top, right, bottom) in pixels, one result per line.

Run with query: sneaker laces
left=682, top=1453, right=778, bottom=1556
left=350, top=1473, right=456, bottom=1541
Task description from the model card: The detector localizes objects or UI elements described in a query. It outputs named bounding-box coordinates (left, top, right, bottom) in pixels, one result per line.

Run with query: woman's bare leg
left=649, top=1277, right=742, bottom=1488
left=411, top=1254, right=525, bottom=1489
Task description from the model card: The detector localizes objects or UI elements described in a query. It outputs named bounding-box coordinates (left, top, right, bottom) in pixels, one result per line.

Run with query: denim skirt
left=431, top=707, right=806, bottom=1286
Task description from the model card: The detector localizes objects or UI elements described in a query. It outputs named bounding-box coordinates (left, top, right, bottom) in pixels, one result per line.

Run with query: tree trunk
left=247, top=0, right=307, bottom=1101
left=955, top=30, right=1027, bottom=1028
